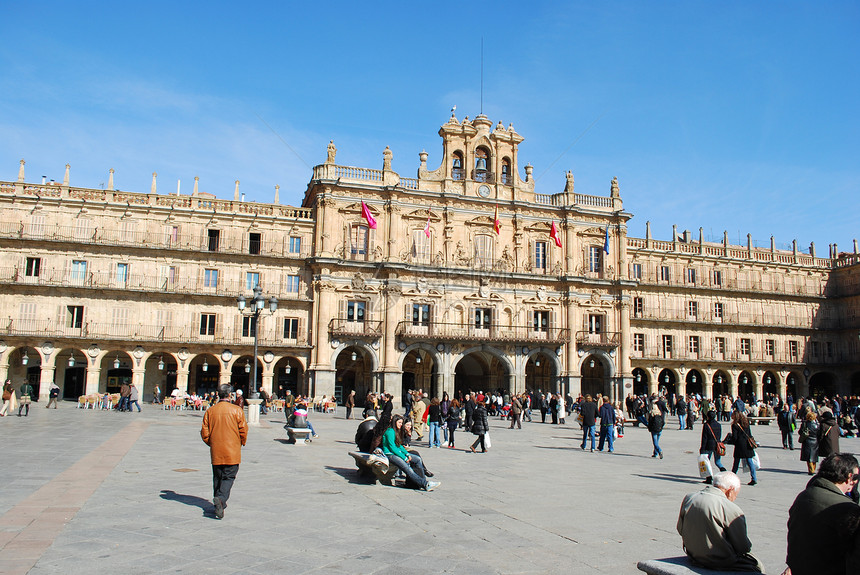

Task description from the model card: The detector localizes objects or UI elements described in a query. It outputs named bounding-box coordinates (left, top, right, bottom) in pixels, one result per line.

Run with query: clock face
left=478, top=185, right=491, bottom=198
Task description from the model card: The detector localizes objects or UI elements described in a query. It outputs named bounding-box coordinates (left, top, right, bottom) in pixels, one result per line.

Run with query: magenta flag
left=361, top=201, right=377, bottom=229
left=550, top=221, right=562, bottom=247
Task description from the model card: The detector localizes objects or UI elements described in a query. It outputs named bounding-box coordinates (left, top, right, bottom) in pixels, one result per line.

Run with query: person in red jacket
left=201, top=384, right=248, bottom=519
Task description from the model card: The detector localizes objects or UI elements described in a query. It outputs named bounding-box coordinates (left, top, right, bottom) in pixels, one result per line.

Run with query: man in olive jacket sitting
left=201, top=384, right=248, bottom=519
left=677, top=471, right=763, bottom=572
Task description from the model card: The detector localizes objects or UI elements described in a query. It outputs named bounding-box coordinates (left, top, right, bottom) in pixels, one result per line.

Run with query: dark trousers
left=471, top=433, right=486, bottom=452
left=346, top=405, right=353, bottom=419
left=213, top=464, right=239, bottom=504
left=781, top=428, right=794, bottom=449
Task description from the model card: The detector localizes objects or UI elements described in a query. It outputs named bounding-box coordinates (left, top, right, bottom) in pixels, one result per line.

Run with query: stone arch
left=330, top=341, right=379, bottom=372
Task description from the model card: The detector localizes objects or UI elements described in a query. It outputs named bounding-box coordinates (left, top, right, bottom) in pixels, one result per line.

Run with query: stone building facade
left=1, top=114, right=858, bottom=404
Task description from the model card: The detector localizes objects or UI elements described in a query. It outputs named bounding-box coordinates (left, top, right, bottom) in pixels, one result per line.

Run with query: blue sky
left=1, top=1, right=857, bottom=252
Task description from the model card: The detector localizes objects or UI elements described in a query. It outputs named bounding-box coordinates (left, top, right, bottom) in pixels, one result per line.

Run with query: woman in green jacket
left=382, top=415, right=439, bottom=491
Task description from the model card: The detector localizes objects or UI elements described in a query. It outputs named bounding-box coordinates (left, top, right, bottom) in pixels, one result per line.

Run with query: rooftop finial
left=17, top=159, right=25, bottom=183
left=233, top=180, right=240, bottom=201
left=151, top=172, right=157, bottom=194
left=108, top=169, right=114, bottom=191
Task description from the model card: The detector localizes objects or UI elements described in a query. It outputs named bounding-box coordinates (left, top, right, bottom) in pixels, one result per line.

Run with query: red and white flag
left=423, top=210, right=431, bottom=238
left=361, top=201, right=377, bottom=229
left=550, top=221, right=562, bottom=247
left=493, top=205, right=501, bottom=235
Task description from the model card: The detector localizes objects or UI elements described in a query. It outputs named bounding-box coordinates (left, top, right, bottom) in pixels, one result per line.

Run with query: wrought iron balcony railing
left=396, top=321, right=570, bottom=345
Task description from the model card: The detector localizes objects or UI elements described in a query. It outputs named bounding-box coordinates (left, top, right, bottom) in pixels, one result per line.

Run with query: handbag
left=707, top=423, right=726, bottom=456
left=737, top=425, right=758, bottom=450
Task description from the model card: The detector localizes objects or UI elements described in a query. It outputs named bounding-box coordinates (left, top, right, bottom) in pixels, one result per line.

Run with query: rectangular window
left=207, top=229, right=220, bottom=252
left=714, top=302, right=723, bottom=320
left=474, top=235, right=494, bottom=268
left=25, top=257, right=41, bottom=277
left=662, top=335, right=673, bottom=356
left=632, top=263, right=642, bottom=280
left=246, top=272, right=260, bottom=290
left=533, top=310, right=549, bottom=332
left=688, top=301, right=698, bottom=318
left=350, top=225, right=368, bottom=258
left=588, top=246, right=602, bottom=273
left=712, top=269, right=722, bottom=286
left=67, top=305, right=84, bottom=329
left=633, top=333, right=645, bottom=352
left=168, top=225, right=179, bottom=245
left=412, top=229, right=431, bottom=263
left=283, top=318, right=299, bottom=339
left=167, top=266, right=177, bottom=287
left=475, top=308, right=492, bottom=329
left=71, top=260, right=87, bottom=283
left=116, top=263, right=129, bottom=285
left=286, top=275, right=300, bottom=293
left=249, top=232, right=261, bottom=255
left=689, top=335, right=700, bottom=354
left=686, top=268, right=696, bottom=284
left=715, top=337, right=726, bottom=356
left=111, top=307, right=129, bottom=327
left=660, top=265, right=670, bottom=282
left=204, top=269, right=219, bottom=288
left=588, top=314, right=602, bottom=334
left=347, top=301, right=366, bottom=322
left=826, top=341, right=834, bottom=358
left=242, top=316, right=257, bottom=338
left=810, top=341, right=820, bottom=357
left=289, top=236, right=302, bottom=254
left=789, top=340, right=799, bottom=359
left=412, top=304, right=430, bottom=326
left=765, top=340, right=775, bottom=357
left=633, top=297, right=644, bottom=318
left=740, top=338, right=751, bottom=356
left=200, top=313, right=216, bottom=336
left=535, top=241, right=547, bottom=271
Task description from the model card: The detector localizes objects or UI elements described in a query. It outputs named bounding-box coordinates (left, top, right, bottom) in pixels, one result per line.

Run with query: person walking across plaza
left=648, top=403, right=665, bottom=458
left=727, top=411, right=758, bottom=486
left=200, top=384, right=248, bottom=520
left=446, top=399, right=461, bottom=449
left=799, top=411, right=821, bottom=475
left=345, top=390, right=355, bottom=420
left=45, top=382, right=60, bottom=409
left=677, top=471, right=763, bottom=572
left=676, top=395, right=688, bottom=430
left=128, top=384, right=142, bottom=412
left=579, top=394, right=598, bottom=451
left=777, top=402, right=796, bottom=450
left=469, top=397, right=489, bottom=453
left=18, top=380, right=34, bottom=416
left=597, top=396, right=616, bottom=452
left=118, top=382, right=131, bottom=412
left=509, top=393, right=523, bottom=429
left=700, top=410, right=726, bottom=484
left=1, top=379, right=16, bottom=417
left=818, top=408, right=840, bottom=461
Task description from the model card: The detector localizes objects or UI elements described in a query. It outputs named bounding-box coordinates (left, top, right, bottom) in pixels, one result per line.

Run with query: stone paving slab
left=2, top=404, right=852, bottom=573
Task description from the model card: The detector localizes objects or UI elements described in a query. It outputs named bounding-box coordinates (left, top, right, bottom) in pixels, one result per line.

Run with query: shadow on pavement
left=325, top=465, right=379, bottom=485
left=760, top=467, right=809, bottom=476
left=160, top=490, right=216, bottom=518
left=632, top=473, right=702, bottom=485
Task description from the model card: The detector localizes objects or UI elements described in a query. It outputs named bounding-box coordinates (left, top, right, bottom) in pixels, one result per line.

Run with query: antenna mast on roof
left=480, top=37, right=484, bottom=115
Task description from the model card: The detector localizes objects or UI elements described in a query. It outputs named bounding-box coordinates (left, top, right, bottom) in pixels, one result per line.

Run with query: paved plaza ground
left=1, top=402, right=849, bottom=575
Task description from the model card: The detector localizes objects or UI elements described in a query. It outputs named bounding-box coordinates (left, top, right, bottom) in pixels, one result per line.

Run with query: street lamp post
left=237, top=285, right=278, bottom=396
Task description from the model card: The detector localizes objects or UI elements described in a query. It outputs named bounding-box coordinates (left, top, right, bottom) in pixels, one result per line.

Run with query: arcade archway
left=632, top=368, right=649, bottom=396
left=526, top=352, right=556, bottom=394
left=336, top=346, right=372, bottom=407
left=685, top=370, right=703, bottom=396
left=809, top=372, right=836, bottom=399
left=454, top=349, right=510, bottom=399
left=581, top=355, right=607, bottom=399
left=712, top=371, right=730, bottom=398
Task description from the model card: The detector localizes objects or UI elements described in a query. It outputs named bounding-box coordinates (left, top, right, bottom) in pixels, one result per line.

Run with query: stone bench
left=348, top=451, right=398, bottom=485
left=747, top=416, right=776, bottom=425
left=285, top=426, right=313, bottom=444
left=637, top=557, right=766, bottom=575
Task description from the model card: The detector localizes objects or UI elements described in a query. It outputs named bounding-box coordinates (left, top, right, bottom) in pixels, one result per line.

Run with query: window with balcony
left=412, top=229, right=431, bottom=264
left=688, top=301, right=698, bottom=318
left=116, top=263, right=129, bottom=285
left=588, top=246, right=602, bottom=274
left=242, top=316, right=257, bottom=338
left=71, top=260, right=87, bottom=284
left=289, top=236, right=302, bottom=254
left=789, top=340, right=799, bottom=360
left=19, top=303, right=36, bottom=325
left=534, top=241, right=547, bottom=272
left=660, top=265, right=670, bottom=282
left=286, top=275, right=301, bottom=293
left=283, top=318, right=299, bottom=340
left=632, top=263, right=642, bottom=279
left=166, top=225, right=180, bottom=245
left=712, top=269, right=722, bottom=286
left=810, top=341, right=820, bottom=357
left=765, top=339, right=775, bottom=357
left=111, top=307, right=129, bottom=328
left=350, top=225, right=369, bottom=260
left=200, top=313, right=216, bottom=336
left=715, top=337, right=726, bottom=356
left=347, top=300, right=366, bottom=322
left=826, top=341, right=834, bottom=358
left=67, top=305, right=84, bottom=329
left=246, top=272, right=260, bottom=290
left=25, top=257, right=41, bottom=277
left=689, top=335, right=700, bottom=355
left=633, top=333, right=645, bottom=352
left=474, top=235, right=494, bottom=268
left=662, top=335, right=673, bottom=356
left=412, top=304, right=430, bottom=326
left=633, top=297, right=644, bottom=318
left=740, top=338, right=751, bottom=356
left=588, top=314, right=603, bottom=334
left=207, top=229, right=220, bottom=252
left=204, top=268, right=219, bottom=288
left=249, top=232, right=261, bottom=255
left=75, top=218, right=92, bottom=241
left=533, top=311, right=549, bottom=333
left=164, top=265, right=178, bottom=288
left=686, top=268, right=697, bottom=284
left=714, top=302, right=724, bottom=320
left=29, top=215, right=45, bottom=236
left=475, top=308, right=492, bottom=330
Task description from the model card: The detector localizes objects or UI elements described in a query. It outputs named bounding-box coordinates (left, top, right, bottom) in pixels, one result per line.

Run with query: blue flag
left=603, top=225, right=610, bottom=254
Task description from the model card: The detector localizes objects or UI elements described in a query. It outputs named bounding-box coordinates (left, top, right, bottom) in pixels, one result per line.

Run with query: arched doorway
left=190, top=354, right=220, bottom=396
left=231, top=356, right=262, bottom=399
left=526, top=352, right=555, bottom=394
left=712, top=371, right=729, bottom=398
left=454, top=350, right=509, bottom=399
left=657, top=369, right=676, bottom=397
left=336, top=347, right=372, bottom=407
left=738, top=371, right=754, bottom=401
left=402, top=348, right=438, bottom=401
left=58, top=348, right=86, bottom=399
left=851, top=372, right=860, bottom=396
left=581, top=355, right=606, bottom=399
left=144, top=352, right=176, bottom=403
left=274, top=357, right=304, bottom=399
left=10, top=347, right=42, bottom=398
left=809, top=372, right=836, bottom=399
left=101, top=351, right=133, bottom=394
left=632, top=368, right=649, bottom=396
left=685, top=370, right=703, bottom=396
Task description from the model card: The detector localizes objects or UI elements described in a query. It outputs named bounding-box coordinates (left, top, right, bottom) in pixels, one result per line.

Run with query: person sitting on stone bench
left=676, top=471, right=764, bottom=572
left=399, top=418, right=434, bottom=479
left=356, top=414, right=388, bottom=454
left=288, top=402, right=319, bottom=438
left=382, top=415, right=439, bottom=492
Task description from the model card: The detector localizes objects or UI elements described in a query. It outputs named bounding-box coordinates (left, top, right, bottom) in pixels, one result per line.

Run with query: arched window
left=501, top=158, right=512, bottom=185
left=452, top=151, right=464, bottom=180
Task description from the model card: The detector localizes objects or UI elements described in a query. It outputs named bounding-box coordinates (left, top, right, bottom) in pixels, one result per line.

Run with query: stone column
left=85, top=366, right=101, bottom=395
left=132, top=368, right=146, bottom=399
left=39, top=364, right=57, bottom=401
left=752, top=380, right=764, bottom=402
left=728, top=372, right=739, bottom=398
left=175, top=368, right=189, bottom=394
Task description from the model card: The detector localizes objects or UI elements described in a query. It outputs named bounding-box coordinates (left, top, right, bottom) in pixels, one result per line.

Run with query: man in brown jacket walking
left=201, top=384, right=248, bottom=519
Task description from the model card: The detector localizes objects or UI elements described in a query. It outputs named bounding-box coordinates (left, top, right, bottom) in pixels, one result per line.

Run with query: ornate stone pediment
left=404, top=209, right=441, bottom=222
left=464, top=292, right=504, bottom=302
left=524, top=221, right=553, bottom=233
left=466, top=215, right=496, bottom=227
left=579, top=226, right=605, bottom=237
left=340, top=202, right=380, bottom=216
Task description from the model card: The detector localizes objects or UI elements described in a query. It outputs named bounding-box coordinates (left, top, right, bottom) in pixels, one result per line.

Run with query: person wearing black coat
left=402, top=390, right=413, bottom=417
left=446, top=400, right=461, bottom=449
left=578, top=395, right=599, bottom=451
left=777, top=403, right=797, bottom=450
left=818, top=410, right=840, bottom=460
left=647, top=403, right=665, bottom=458
left=469, top=401, right=489, bottom=453
left=464, top=394, right=476, bottom=430
left=799, top=411, right=821, bottom=475
left=727, top=412, right=758, bottom=485
left=699, top=410, right=726, bottom=483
